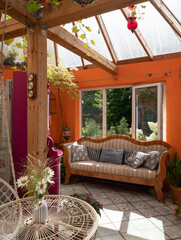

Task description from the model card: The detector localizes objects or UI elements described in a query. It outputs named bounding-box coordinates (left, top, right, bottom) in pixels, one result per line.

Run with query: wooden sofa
left=62, top=135, right=174, bottom=202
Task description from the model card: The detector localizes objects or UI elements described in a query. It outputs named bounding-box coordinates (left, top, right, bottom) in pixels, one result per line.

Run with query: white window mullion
left=132, top=87, right=136, bottom=139
left=102, top=89, right=107, bottom=138
left=157, top=83, right=162, bottom=140
left=79, top=91, right=82, bottom=138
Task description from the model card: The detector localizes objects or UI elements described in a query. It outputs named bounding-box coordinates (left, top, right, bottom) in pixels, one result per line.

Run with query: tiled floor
left=61, top=177, right=181, bottom=240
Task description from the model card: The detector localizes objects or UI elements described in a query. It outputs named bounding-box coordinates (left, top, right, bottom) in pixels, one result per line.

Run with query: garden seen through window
left=81, top=83, right=162, bottom=140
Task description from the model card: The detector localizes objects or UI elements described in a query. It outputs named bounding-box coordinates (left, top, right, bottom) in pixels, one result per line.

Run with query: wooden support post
left=27, top=24, right=47, bottom=160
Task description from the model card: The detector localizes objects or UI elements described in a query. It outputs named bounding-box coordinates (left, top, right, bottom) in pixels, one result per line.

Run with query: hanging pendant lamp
left=127, top=17, right=138, bottom=33
left=72, top=0, right=97, bottom=7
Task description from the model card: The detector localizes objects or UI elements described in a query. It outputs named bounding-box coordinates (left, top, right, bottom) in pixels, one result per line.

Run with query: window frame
left=80, top=82, right=163, bottom=140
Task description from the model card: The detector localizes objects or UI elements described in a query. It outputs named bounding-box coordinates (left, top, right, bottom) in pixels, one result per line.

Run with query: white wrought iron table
left=0, top=195, right=98, bottom=240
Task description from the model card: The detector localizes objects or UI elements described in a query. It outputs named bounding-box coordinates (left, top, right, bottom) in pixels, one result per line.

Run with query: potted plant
left=167, top=154, right=181, bottom=204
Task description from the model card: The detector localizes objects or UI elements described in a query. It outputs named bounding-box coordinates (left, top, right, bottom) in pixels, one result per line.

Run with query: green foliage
left=47, top=58, right=79, bottom=99
left=107, top=88, right=132, bottom=128
left=71, top=193, right=103, bottom=216
left=107, top=117, right=130, bottom=136
left=82, top=119, right=102, bottom=138
left=167, top=154, right=181, bottom=187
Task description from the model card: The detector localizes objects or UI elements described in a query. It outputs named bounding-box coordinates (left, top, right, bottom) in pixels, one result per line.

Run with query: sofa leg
left=154, top=183, right=164, bottom=203
left=64, top=172, right=71, bottom=185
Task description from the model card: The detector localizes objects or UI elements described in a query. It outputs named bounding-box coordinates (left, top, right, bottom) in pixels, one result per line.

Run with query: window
left=80, top=83, right=163, bottom=140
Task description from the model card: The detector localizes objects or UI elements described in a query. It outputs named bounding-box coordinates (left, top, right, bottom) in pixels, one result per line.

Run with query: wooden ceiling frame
left=0, top=18, right=117, bottom=74
left=95, top=15, right=118, bottom=64
left=48, top=26, right=118, bottom=74
left=149, top=0, right=181, bottom=38
left=0, top=0, right=36, bottom=25
left=39, top=0, right=146, bottom=28
left=121, top=8, right=154, bottom=60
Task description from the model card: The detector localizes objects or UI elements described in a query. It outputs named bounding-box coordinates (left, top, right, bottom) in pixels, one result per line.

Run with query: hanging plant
left=47, top=58, right=79, bottom=99
left=72, top=0, right=97, bottom=8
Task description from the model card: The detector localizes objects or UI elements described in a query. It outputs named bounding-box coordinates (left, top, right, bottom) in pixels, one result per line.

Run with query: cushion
left=86, top=147, right=102, bottom=161
left=126, top=151, right=149, bottom=169
left=123, top=151, right=133, bottom=164
left=99, top=147, right=125, bottom=165
left=144, top=151, right=162, bottom=170
left=71, top=145, right=89, bottom=162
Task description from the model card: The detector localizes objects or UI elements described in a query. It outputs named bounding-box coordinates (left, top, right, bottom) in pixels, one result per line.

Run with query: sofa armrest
left=62, top=142, right=76, bottom=166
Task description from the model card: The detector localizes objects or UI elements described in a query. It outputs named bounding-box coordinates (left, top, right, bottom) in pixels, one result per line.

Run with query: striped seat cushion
left=70, top=161, right=157, bottom=179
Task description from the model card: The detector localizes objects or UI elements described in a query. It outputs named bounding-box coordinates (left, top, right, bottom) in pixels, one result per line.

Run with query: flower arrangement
left=71, top=193, right=103, bottom=216
left=173, top=203, right=181, bottom=216
left=146, top=121, right=158, bottom=141
left=16, top=155, right=55, bottom=202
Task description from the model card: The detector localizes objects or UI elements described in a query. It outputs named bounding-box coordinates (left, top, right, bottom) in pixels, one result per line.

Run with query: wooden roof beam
left=121, top=8, right=154, bottom=60
left=39, top=0, right=146, bottom=28
left=0, top=0, right=36, bottom=25
left=96, top=15, right=118, bottom=64
left=0, top=18, right=26, bottom=40
left=150, top=0, right=181, bottom=38
left=48, top=26, right=118, bottom=74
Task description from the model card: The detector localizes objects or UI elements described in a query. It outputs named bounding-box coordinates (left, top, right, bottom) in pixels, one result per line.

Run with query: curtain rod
left=75, top=71, right=172, bottom=84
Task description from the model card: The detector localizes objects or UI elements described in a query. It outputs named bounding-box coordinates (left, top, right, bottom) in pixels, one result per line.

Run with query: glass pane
left=137, top=2, right=181, bottom=55
left=107, top=88, right=132, bottom=136
left=57, top=45, right=82, bottom=67
left=47, top=39, right=56, bottom=65
left=82, top=90, right=103, bottom=139
left=101, top=10, right=147, bottom=61
left=135, top=86, right=158, bottom=141
left=162, top=0, right=181, bottom=23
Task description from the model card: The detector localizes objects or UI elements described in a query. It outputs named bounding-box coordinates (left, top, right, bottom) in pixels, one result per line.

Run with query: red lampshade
left=127, top=17, right=138, bottom=33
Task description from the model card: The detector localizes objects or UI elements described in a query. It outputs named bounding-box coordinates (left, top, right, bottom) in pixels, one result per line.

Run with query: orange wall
left=50, top=58, right=181, bottom=157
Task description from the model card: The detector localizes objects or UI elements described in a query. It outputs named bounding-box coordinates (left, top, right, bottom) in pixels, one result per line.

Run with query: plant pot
left=33, top=198, right=48, bottom=224
left=170, top=185, right=181, bottom=205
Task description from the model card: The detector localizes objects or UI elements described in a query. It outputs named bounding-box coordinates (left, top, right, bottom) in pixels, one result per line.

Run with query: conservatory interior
left=0, top=0, right=181, bottom=239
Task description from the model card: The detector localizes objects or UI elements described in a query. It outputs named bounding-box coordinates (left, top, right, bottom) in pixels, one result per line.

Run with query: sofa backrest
left=77, top=135, right=172, bottom=153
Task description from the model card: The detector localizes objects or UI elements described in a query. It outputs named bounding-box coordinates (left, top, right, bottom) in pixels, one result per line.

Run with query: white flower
left=17, top=176, right=29, bottom=188
left=35, top=179, right=47, bottom=195
left=137, top=129, right=143, bottom=136
left=35, top=200, right=46, bottom=210
left=146, top=133, right=158, bottom=141
left=148, top=122, right=157, bottom=134
left=43, top=167, right=55, bottom=184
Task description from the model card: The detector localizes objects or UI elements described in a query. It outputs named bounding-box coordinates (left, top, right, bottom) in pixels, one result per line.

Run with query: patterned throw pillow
left=124, top=151, right=133, bottom=164
left=71, top=145, right=90, bottom=163
left=126, top=151, right=149, bottom=169
left=143, top=151, right=162, bottom=170
left=86, top=147, right=102, bottom=161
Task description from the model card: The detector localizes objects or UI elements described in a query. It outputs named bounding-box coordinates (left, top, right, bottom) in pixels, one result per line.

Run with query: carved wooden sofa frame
left=62, top=135, right=174, bottom=203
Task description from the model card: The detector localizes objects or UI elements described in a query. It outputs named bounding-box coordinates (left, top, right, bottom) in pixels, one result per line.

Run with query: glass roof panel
left=47, top=39, right=56, bottom=65
left=63, top=17, right=112, bottom=61
left=101, top=10, right=147, bottom=61
left=57, top=45, right=82, bottom=67
left=162, top=0, right=181, bottom=23
left=136, top=1, right=181, bottom=55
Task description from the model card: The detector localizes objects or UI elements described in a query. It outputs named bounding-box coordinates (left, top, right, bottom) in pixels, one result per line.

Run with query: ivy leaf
left=83, top=43, right=88, bottom=48
left=91, top=40, right=95, bottom=45
left=131, top=11, right=136, bottom=17
left=90, top=48, right=93, bottom=52
left=80, top=34, right=86, bottom=40
left=16, top=42, right=23, bottom=49
left=85, top=26, right=91, bottom=32
left=87, top=52, right=91, bottom=57
left=5, top=38, right=14, bottom=45
left=78, top=20, right=82, bottom=23
left=141, top=5, right=146, bottom=8
left=72, top=25, right=79, bottom=34
left=27, top=1, right=39, bottom=12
